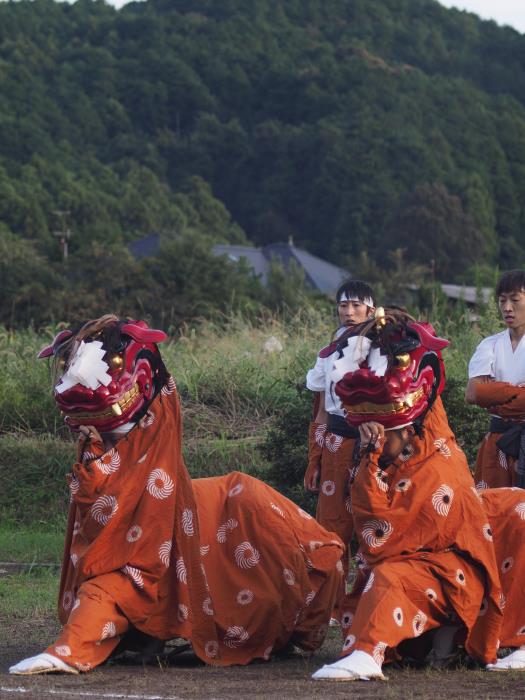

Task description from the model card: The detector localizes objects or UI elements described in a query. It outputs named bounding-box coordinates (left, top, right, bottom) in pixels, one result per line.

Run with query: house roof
left=406, top=283, right=492, bottom=305
left=128, top=233, right=161, bottom=259
left=440, top=284, right=492, bottom=305
left=212, top=244, right=269, bottom=279
left=213, top=242, right=350, bottom=295
left=128, top=233, right=350, bottom=296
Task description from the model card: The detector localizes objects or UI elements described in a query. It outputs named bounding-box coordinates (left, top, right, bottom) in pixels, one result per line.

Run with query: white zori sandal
left=312, top=650, right=387, bottom=681
left=9, top=653, right=78, bottom=675
left=486, top=648, right=525, bottom=671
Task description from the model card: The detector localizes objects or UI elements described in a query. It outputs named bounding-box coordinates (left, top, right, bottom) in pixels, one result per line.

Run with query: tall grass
left=0, top=301, right=506, bottom=531
left=0, top=309, right=332, bottom=436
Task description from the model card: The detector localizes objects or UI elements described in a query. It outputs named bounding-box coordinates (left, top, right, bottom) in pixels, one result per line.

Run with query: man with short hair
left=466, top=269, right=525, bottom=488
left=304, top=280, right=375, bottom=618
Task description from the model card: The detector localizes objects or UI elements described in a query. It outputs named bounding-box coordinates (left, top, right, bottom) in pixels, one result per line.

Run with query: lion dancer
left=312, top=308, right=525, bottom=681
left=304, top=281, right=375, bottom=620
left=466, top=270, right=525, bottom=489
left=10, top=315, right=343, bottom=675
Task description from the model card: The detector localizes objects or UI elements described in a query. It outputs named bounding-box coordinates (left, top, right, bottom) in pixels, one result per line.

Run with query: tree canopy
left=1, top=0, right=524, bottom=325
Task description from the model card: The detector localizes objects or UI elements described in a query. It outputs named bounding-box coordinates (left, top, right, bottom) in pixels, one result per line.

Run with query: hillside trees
left=382, top=183, right=498, bottom=278
left=0, top=0, right=524, bottom=327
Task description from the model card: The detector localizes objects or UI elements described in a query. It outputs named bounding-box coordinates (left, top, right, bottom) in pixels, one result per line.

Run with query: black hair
left=496, top=270, right=525, bottom=298
left=335, top=279, right=375, bottom=306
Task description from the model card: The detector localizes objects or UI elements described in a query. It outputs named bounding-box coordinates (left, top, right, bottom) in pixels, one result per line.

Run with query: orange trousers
left=316, top=434, right=356, bottom=611
left=339, top=552, right=485, bottom=664
left=474, top=432, right=519, bottom=488
left=46, top=575, right=129, bottom=672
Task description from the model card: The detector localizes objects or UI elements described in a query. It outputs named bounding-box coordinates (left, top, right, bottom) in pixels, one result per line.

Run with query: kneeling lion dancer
left=312, top=308, right=525, bottom=681
left=10, top=315, right=343, bottom=675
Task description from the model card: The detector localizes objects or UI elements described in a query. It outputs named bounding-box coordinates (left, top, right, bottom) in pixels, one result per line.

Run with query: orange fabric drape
left=481, top=488, right=525, bottom=648
left=472, top=382, right=525, bottom=488
left=316, top=434, right=355, bottom=548
left=338, top=398, right=503, bottom=665
left=315, top=433, right=356, bottom=598
left=49, top=379, right=344, bottom=670
left=474, top=434, right=520, bottom=488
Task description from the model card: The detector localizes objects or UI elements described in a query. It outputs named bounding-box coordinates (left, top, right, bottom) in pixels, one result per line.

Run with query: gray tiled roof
left=213, top=242, right=350, bottom=295
left=129, top=233, right=350, bottom=296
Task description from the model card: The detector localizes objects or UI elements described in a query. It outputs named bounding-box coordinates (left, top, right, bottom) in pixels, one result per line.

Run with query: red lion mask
left=333, top=310, right=449, bottom=430
left=38, top=317, right=168, bottom=432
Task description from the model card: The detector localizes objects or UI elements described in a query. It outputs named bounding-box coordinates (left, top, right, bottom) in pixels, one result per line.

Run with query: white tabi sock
left=486, top=647, right=525, bottom=671
left=9, top=652, right=78, bottom=675
left=312, top=650, right=386, bottom=681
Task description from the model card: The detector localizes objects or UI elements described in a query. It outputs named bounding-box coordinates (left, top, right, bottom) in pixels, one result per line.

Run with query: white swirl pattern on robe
left=217, top=518, right=239, bottom=543
left=325, top=433, right=343, bottom=453
left=236, top=589, right=254, bottom=605
left=94, top=449, right=120, bottom=475
left=514, top=502, right=525, bottom=520
left=361, top=519, right=393, bottom=548
left=433, top=438, right=451, bottom=458
left=181, top=508, right=195, bottom=536
left=393, top=607, right=403, bottom=626
left=146, top=468, right=174, bottom=499
left=270, top=502, right=285, bottom=517
left=175, top=557, right=187, bottom=583
left=412, top=610, right=427, bottom=636
left=54, top=645, right=72, bottom=657
left=431, top=484, right=454, bottom=516
left=90, top=495, right=118, bottom=525
left=121, top=564, right=144, bottom=589
left=283, top=568, right=295, bottom=586
left=224, top=625, right=249, bottom=648
left=101, top=621, right=117, bottom=640
left=373, top=641, right=388, bottom=665
left=126, top=524, right=142, bottom=542
left=159, top=540, right=172, bottom=567
left=234, top=542, right=261, bottom=569
left=321, top=480, right=336, bottom=496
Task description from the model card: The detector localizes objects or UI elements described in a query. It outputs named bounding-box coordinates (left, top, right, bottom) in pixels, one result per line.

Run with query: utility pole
left=52, top=210, right=72, bottom=260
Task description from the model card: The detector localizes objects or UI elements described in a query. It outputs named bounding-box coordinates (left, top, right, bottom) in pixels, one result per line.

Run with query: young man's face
left=498, top=289, right=525, bottom=331
left=378, top=427, right=414, bottom=467
left=337, top=300, right=372, bottom=327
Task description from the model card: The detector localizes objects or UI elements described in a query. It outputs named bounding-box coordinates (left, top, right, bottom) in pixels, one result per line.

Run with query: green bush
left=261, top=382, right=316, bottom=513
left=441, top=377, right=488, bottom=465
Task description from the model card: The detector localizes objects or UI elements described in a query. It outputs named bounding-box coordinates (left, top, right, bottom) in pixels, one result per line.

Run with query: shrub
left=261, top=382, right=316, bottom=513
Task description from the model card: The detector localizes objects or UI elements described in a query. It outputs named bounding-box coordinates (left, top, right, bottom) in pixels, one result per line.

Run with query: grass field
left=1, top=303, right=523, bottom=695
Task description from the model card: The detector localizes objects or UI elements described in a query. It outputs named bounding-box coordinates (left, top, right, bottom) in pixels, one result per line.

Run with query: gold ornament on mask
left=110, top=354, right=123, bottom=370
left=395, top=353, right=411, bottom=370
left=375, top=307, right=386, bottom=328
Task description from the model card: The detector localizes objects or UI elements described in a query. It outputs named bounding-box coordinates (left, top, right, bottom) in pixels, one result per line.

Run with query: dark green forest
left=1, top=0, right=525, bottom=326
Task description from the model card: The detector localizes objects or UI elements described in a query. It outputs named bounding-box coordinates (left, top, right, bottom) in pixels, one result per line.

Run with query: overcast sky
left=438, top=1, right=525, bottom=32
left=103, top=1, right=525, bottom=34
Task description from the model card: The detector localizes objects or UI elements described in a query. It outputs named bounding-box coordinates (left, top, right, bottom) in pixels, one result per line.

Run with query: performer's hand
left=78, top=425, right=102, bottom=446
left=304, top=463, right=320, bottom=492
left=358, top=422, right=385, bottom=452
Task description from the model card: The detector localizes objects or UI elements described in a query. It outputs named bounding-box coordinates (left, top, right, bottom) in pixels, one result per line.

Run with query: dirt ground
left=1, top=617, right=525, bottom=700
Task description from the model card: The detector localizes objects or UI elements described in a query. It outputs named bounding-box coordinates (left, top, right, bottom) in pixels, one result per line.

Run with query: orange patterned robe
left=338, top=399, right=505, bottom=665
left=46, top=380, right=344, bottom=671
left=308, top=422, right=356, bottom=562
left=473, top=382, right=525, bottom=488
